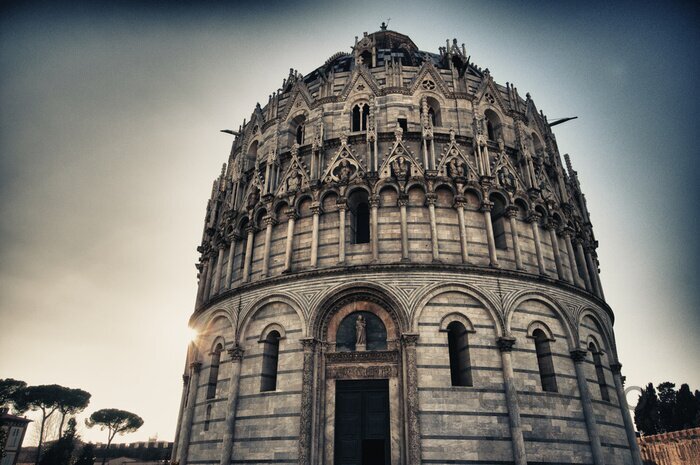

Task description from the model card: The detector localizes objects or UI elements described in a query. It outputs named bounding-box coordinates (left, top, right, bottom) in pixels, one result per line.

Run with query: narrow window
left=487, top=120, right=495, bottom=141
left=490, top=196, right=507, bottom=250
left=296, top=124, right=304, bottom=145
left=590, top=343, right=610, bottom=401
left=204, top=404, right=212, bottom=431
left=260, top=331, right=281, bottom=392
left=398, top=118, right=408, bottom=133
left=348, top=190, right=370, bottom=244
left=447, top=321, right=473, bottom=387
left=533, top=329, right=558, bottom=392
left=352, top=105, right=361, bottom=132
left=354, top=202, right=370, bottom=244
left=361, top=104, right=369, bottom=131
left=206, top=343, right=223, bottom=399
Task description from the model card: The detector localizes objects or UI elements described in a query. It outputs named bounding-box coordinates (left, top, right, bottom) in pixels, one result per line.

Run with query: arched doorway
left=308, top=293, right=413, bottom=465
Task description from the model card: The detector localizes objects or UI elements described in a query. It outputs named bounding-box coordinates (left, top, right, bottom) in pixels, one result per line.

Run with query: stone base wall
left=173, top=267, right=637, bottom=465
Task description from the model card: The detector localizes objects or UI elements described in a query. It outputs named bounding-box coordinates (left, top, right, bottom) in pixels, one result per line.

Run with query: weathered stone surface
left=173, top=27, right=639, bottom=465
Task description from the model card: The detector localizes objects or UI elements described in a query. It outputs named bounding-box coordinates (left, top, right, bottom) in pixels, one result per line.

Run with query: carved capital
left=263, top=215, right=277, bottom=227
left=369, top=195, right=380, bottom=208
left=543, top=219, right=555, bottom=231
left=182, top=374, right=190, bottom=385
left=526, top=211, right=542, bottom=224
left=397, top=195, right=409, bottom=208
left=610, top=362, right=622, bottom=375
left=310, top=203, right=322, bottom=215
left=497, top=336, right=516, bottom=352
left=336, top=198, right=348, bottom=210
left=504, top=205, right=519, bottom=219
left=453, top=195, right=466, bottom=209
left=245, top=224, right=256, bottom=234
left=190, top=361, right=202, bottom=373
left=425, top=193, right=437, bottom=205
left=401, top=333, right=420, bottom=347
left=300, top=337, right=318, bottom=352
left=227, top=346, right=245, bottom=362
left=561, top=226, right=574, bottom=237
left=285, top=208, right=299, bottom=220
left=479, top=200, right=493, bottom=213
left=570, top=349, right=588, bottom=363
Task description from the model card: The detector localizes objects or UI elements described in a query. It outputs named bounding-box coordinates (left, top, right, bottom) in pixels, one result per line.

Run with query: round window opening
left=336, top=311, right=387, bottom=352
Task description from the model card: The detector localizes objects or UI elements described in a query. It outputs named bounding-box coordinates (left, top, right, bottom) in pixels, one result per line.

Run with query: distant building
left=638, top=427, right=700, bottom=464
left=0, top=408, right=31, bottom=465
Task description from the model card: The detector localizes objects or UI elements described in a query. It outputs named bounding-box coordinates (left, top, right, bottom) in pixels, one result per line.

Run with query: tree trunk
left=34, top=410, right=46, bottom=465
left=58, top=412, right=66, bottom=437
left=101, top=430, right=115, bottom=465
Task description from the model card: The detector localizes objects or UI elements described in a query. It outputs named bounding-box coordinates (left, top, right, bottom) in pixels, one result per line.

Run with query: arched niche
left=325, top=300, right=398, bottom=352
left=336, top=311, right=387, bottom=352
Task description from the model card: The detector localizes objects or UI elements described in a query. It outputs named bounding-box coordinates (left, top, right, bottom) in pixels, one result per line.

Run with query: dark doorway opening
left=334, top=379, right=390, bottom=465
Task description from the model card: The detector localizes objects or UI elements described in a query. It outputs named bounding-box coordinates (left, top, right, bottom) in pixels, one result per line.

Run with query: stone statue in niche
left=498, top=166, right=517, bottom=192
left=286, top=169, right=301, bottom=193
left=447, top=158, right=465, bottom=179
left=391, top=154, right=409, bottom=179
left=339, top=160, right=353, bottom=183
left=246, top=186, right=260, bottom=210
left=355, top=314, right=366, bottom=350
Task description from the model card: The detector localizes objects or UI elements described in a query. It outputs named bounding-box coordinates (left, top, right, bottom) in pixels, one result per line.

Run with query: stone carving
left=246, top=185, right=260, bottom=210
left=355, top=314, right=366, bottom=344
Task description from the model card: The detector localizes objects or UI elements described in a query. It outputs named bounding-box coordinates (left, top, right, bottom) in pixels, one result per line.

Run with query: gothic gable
left=322, top=130, right=366, bottom=184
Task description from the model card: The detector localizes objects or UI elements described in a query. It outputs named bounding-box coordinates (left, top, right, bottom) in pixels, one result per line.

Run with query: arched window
left=352, top=103, right=369, bottom=132
left=260, top=331, right=281, bottom=392
left=206, top=343, right=223, bottom=399
left=589, top=343, right=610, bottom=402
left=484, top=109, right=501, bottom=142
left=296, top=123, right=304, bottom=145
left=246, top=141, right=259, bottom=170
left=533, top=329, right=558, bottom=392
left=447, top=321, right=472, bottom=387
left=348, top=190, right=370, bottom=244
left=204, top=404, right=212, bottom=431
left=423, top=97, right=441, bottom=127
left=489, top=195, right=507, bottom=250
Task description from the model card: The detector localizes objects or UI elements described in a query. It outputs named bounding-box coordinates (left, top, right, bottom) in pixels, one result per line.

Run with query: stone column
left=337, top=200, right=347, bottom=264
left=212, top=246, right=225, bottom=295
left=242, top=225, right=255, bottom=283
left=219, top=346, right=244, bottom=465
left=298, top=338, right=317, bottom=465
left=505, top=206, right=524, bottom=270
left=203, top=256, right=213, bottom=303
left=545, top=221, right=566, bottom=281
left=283, top=208, right=298, bottom=273
left=610, top=363, right=644, bottom=465
left=574, top=237, right=593, bottom=292
left=370, top=195, right=380, bottom=262
left=310, top=203, right=321, bottom=268
left=481, top=201, right=499, bottom=267
left=399, top=195, right=410, bottom=261
left=497, top=337, right=527, bottom=465
left=261, top=215, right=275, bottom=277
left=528, top=212, right=547, bottom=275
left=426, top=193, right=440, bottom=262
left=177, top=361, right=201, bottom=465
left=562, top=228, right=583, bottom=287
left=584, top=244, right=602, bottom=298
left=224, top=237, right=236, bottom=289
left=195, top=261, right=209, bottom=308
left=571, top=349, right=605, bottom=465
left=454, top=196, right=470, bottom=263
left=589, top=249, right=605, bottom=300
left=170, top=374, right=189, bottom=462
left=401, top=333, right=421, bottom=465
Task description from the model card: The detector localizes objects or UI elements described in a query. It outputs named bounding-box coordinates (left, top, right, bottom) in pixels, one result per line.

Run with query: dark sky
left=1, top=0, right=698, bottom=443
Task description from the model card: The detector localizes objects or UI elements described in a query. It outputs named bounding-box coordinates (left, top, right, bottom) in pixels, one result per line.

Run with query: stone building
left=171, top=27, right=643, bottom=465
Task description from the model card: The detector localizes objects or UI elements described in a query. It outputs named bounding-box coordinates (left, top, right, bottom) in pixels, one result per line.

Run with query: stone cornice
left=193, top=261, right=615, bottom=325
